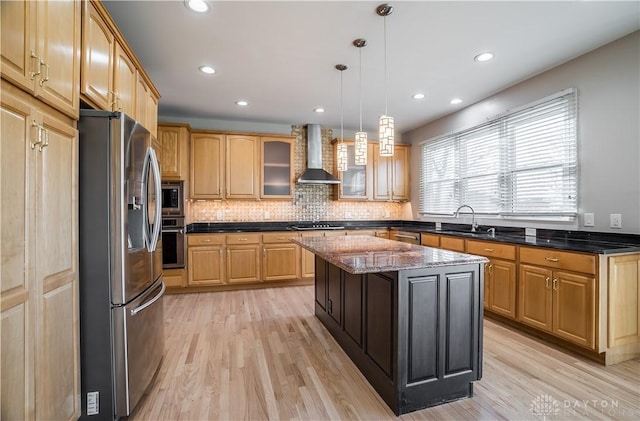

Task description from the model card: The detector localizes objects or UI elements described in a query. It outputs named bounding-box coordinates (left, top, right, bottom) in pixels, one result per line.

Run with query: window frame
left=419, top=88, right=578, bottom=221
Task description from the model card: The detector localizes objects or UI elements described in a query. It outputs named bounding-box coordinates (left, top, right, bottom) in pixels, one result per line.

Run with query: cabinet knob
left=545, top=277, right=551, bottom=289
left=545, top=257, right=559, bottom=262
left=484, top=248, right=494, bottom=252
left=203, top=239, right=211, bottom=242
left=552, top=278, right=558, bottom=291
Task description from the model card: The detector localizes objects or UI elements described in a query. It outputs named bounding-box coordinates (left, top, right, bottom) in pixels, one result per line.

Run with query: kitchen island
left=291, top=235, right=489, bottom=415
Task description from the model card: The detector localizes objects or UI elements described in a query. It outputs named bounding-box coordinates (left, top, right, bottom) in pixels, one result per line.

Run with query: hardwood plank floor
left=130, top=286, right=640, bottom=420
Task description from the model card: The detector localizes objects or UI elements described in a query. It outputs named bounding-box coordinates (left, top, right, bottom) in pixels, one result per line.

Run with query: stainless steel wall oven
left=161, top=217, right=185, bottom=268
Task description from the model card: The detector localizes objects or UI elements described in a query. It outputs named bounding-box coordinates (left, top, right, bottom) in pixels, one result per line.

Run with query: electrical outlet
left=584, top=213, right=595, bottom=227
left=345, top=211, right=352, bottom=219
left=87, top=391, right=99, bottom=415
left=610, top=213, right=622, bottom=229
left=216, top=210, right=223, bottom=221
left=264, top=211, right=270, bottom=220
left=385, top=211, right=391, bottom=218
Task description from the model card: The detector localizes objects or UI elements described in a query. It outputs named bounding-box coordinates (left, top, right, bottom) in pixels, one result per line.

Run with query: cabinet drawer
left=440, top=236, right=465, bottom=252
left=520, top=247, right=596, bottom=275
left=421, top=233, right=440, bottom=247
left=466, top=240, right=516, bottom=260
left=262, top=232, right=299, bottom=244
left=226, top=233, right=260, bottom=245
left=187, top=234, right=225, bottom=246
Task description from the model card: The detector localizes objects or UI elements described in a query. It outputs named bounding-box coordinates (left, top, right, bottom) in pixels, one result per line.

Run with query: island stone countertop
left=292, top=235, right=488, bottom=274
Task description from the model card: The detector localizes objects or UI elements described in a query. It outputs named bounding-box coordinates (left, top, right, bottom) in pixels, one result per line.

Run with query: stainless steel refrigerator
left=78, top=110, right=164, bottom=420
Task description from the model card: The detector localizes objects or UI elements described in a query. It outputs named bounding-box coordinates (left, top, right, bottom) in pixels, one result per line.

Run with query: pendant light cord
left=384, top=15, right=388, bottom=116
left=340, top=69, right=344, bottom=142
left=359, top=47, right=363, bottom=131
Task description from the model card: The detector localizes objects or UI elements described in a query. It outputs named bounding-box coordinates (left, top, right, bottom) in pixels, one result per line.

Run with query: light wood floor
left=130, top=286, right=640, bottom=420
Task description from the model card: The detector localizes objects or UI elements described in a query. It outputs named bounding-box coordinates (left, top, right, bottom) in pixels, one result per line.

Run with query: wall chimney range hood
left=297, top=124, right=341, bottom=184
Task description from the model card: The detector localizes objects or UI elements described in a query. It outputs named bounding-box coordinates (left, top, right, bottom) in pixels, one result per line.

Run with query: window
left=419, top=89, right=577, bottom=219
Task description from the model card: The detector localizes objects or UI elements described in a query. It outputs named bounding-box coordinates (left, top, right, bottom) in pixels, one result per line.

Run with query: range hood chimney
left=297, top=124, right=341, bottom=184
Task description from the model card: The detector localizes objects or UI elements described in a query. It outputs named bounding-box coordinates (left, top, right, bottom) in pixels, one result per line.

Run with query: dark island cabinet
left=314, top=257, right=483, bottom=415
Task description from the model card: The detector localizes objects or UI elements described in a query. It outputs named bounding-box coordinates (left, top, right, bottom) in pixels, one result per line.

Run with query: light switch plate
left=610, top=213, right=622, bottom=229
left=584, top=213, right=595, bottom=227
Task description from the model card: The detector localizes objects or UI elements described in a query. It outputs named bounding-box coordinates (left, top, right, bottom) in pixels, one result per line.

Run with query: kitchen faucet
left=454, top=204, right=478, bottom=232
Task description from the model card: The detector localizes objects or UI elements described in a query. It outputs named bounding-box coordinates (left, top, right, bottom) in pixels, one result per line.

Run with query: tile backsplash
left=188, top=124, right=405, bottom=222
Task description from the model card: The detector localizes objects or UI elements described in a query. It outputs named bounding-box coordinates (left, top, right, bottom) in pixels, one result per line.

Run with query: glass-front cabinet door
left=334, top=140, right=371, bottom=200
left=261, top=136, right=295, bottom=199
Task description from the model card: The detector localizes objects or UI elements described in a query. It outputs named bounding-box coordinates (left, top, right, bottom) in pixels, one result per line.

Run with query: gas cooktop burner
left=290, top=224, right=345, bottom=231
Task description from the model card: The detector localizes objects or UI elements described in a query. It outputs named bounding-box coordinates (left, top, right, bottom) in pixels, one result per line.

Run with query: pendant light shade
left=336, top=64, right=348, bottom=172
left=379, top=115, right=394, bottom=156
left=377, top=4, right=394, bottom=157
left=354, top=131, right=368, bottom=164
left=353, top=38, right=368, bottom=166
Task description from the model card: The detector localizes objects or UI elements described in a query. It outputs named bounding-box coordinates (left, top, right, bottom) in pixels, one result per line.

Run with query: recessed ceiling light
left=313, top=107, right=325, bottom=113
left=235, top=100, right=248, bottom=106
left=185, top=0, right=210, bottom=13
left=450, top=98, right=463, bottom=105
left=474, top=52, right=494, bottom=62
left=412, top=93, right=425, bottom=100
left=199, top=65, right=215, bottom=74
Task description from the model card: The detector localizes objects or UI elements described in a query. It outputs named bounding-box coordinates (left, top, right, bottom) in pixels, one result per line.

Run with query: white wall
left=404, top=31, right=640, bottom=234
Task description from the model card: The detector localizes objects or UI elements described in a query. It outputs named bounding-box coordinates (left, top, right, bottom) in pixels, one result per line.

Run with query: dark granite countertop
left=292, top=235, right=488, bottom=274
left=187, top=220, right=640, bottom=255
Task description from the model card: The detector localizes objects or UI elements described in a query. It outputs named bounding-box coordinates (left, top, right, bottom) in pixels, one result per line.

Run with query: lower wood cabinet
left=187, top=234, right=225, bottom=286
left=518, top=246, right=596, bottom=349
left=485, top=259, right=517, bottom=318
left=188, top=245, right=224, bottom=286
left=186, top=232, right=304, bottom=287
left=440, top=236, right=465, bottom=252
left=421, top=233, right=440, bottom=247
left=163, top=268, right=186, bottom=288
left=225, top=233, right=261, bottom=284
left=262, top=233, right=300, bottom=281
left=466, top=240, right=517, bottom=319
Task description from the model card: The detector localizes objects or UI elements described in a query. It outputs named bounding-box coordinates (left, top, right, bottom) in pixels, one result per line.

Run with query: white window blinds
left=419, top=89, right=577, bottom=219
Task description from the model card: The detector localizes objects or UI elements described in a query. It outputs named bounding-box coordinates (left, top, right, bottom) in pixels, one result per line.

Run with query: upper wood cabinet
left=1, top=0, right=81, bottom=119
left=372, top=143, right=410, bottom=201
left=80, top=0, right=113, bottom=110
left=1, top=80, right=80, bottom=420
left=189, top=132, right=262, bottom=200
left=226, top=135, right=259, bottom=199
left=332, top=140, right=373, bottom=201
left=80, top=0, right=159, bottom=133
left=136, top=72, right=158, bottom=137
left=159, top=123, right=190, bottom=180
left=261, top=136, right=295, bottom=199
left=190, top=132, right=224, bottom=199
left=113, top=41, right=136, bottom=118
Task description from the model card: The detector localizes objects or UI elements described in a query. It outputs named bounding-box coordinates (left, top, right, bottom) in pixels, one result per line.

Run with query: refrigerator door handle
left=130, top=281, right=165, bottom=316
left=148, top=148, right=162, bottom=252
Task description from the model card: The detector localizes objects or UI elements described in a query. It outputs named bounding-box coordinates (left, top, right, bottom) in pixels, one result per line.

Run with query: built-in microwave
left=161, top=181, right=184, bottom=216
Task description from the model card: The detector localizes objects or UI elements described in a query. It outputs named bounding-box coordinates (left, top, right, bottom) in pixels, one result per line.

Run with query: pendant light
left=353, top=38, right=368, bottom=166
left=336, top=64, right=348, bottom=172
left=377, top=3, right=394, bottom=157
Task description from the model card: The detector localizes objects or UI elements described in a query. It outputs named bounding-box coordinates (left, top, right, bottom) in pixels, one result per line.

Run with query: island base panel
left=314, top=257, right=483, bottom=415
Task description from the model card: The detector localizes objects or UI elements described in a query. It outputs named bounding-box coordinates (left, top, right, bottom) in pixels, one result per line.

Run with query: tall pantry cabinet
left=1, top=0, right=81, bottom=418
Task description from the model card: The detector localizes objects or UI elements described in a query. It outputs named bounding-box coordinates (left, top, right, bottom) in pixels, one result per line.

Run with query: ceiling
left=103, top=1, right=639, bottom=135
